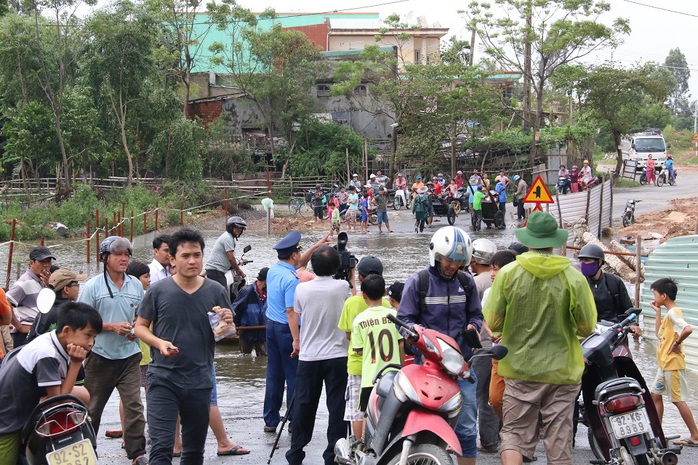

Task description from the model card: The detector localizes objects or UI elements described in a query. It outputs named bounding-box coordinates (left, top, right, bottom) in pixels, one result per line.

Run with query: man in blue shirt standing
left=263, top=231, right=329, bottom=433
left=79, top=236, right=148, bottom=465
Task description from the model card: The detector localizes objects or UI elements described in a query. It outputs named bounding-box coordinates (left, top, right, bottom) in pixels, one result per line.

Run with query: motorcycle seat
left=595, top=376, right=642, bottom=400
left=376, top=370, right=399, bottom=398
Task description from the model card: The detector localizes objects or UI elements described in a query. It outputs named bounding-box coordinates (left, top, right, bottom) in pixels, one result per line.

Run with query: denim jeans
left=264, top=320, right=298, bottom=428
left=286, top=357, right=348, bottom=465
left=147, top=376, right=212, bottom=465
left=456, top=374, right=479, bottom=458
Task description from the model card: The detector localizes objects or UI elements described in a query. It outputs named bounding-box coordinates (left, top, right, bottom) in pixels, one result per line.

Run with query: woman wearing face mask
left=578, top=244, right=640, bottom=337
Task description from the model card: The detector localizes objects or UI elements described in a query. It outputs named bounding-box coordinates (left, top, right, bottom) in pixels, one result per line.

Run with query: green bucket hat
left=515, top=211, right=568, bottom=249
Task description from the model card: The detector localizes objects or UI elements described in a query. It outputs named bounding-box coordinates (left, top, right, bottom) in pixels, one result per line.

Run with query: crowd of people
left=1, top=203, right=697, bottom=465
left=323, top=169, right=530, bottom=234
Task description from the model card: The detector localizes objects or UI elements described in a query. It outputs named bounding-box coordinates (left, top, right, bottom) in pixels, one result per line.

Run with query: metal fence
left=546, top=178, right=613, bottom=238
left=640, top=235, right=698, bottom=372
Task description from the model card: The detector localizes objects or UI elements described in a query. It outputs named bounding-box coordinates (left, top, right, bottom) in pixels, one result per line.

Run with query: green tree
left=664, top=48, right=691, bottom=116
left=82, top=1, right=159, bottom=186
left=149, top=117, right=204, bottom=181
left=574, top=64, right=673, bottom=174
left=146, top=0, right=218, bottom=116
left=22, top=0, right=97, bottom=188
left=210, top=8, right=321, bottom=169
left=469, top=0, right=630, bottom=167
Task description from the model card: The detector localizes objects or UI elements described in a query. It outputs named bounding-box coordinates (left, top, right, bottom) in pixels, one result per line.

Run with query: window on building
left=317, top=84, right=331, bottom=97
left=414, top=49, right=421, bottom=63
left=353, top=85, right=367, bottom=96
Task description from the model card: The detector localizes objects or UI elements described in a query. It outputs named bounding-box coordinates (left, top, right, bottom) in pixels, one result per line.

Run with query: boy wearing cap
left=338, top=256, right=391, bottom=438
left=6, top=246, right=56, bottom=348
left=483, top=212, right=596, bottom=465
left=26, top=269, right=81, bottom=343
left=347, top=186, right=359, bottom=231
left=233, top=268, right=269, bottom=356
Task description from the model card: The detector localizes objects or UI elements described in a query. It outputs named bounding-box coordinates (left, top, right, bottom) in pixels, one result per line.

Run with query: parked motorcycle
left=334, top=314, right=507, bottom=465
left=19, top=395, right=98, bottom=465
left=225, top=244, right=252, bottom=302
left=1, top=289, right=99, bottom=465
left=580, top=308, right=680, bottom=465
left=393, top=188, right=409, bottom=210
left=622, top=199, right=641, bottom=228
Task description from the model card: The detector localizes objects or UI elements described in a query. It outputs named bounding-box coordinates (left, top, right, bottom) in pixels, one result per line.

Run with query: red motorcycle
left=334, top=315, right=506, bottom=465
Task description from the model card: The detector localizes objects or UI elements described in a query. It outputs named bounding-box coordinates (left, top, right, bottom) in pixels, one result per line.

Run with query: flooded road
left=3, top=207, right=698, bottom=464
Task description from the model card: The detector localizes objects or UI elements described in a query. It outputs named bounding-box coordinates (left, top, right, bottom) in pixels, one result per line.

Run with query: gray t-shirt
left=206, top=232, right=236, bottom=273
left=0, top=331, right=69, bottom=433
left=138, top=278, right=231, bottom=389
left=294, top=276, right=350, bottom=361
left=374, top=194, right=388, bottom=213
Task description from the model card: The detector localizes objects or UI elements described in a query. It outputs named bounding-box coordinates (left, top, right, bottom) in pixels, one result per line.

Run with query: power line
left=622, top=0, right=698, bottom=18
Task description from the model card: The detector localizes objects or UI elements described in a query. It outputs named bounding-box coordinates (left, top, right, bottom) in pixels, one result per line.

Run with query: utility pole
left=522, top=0, right=532, bottom=132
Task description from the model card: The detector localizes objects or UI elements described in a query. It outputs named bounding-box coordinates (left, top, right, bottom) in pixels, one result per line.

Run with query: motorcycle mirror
left=490, top=344, right=508, bottom=361
left=36, top=288, right=56, bottom=314
left=243, top=245, right=252, bottom=253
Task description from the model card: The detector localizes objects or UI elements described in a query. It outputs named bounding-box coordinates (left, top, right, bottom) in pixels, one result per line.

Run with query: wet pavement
left=5, top=173, right=698, bottom=464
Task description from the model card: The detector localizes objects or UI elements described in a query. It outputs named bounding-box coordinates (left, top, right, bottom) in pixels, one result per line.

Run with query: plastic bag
left=209, top=306, right=236, bottom=341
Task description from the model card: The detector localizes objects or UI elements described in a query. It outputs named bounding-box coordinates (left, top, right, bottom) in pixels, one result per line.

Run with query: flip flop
left=217, top=445, right=250, bottom=456
left=674, top=439, right=698, bottom=447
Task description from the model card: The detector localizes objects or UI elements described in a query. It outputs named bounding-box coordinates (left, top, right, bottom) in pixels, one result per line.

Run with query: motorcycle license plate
left=46, top=439, right=97, bottom=465
left=610, top=409, right=651, bottom=439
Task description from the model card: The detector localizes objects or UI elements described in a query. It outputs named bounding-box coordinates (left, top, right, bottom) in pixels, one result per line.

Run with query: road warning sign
left=692, top=132, right=698, bottom=142
left=522, top=175, right=554, bottom=204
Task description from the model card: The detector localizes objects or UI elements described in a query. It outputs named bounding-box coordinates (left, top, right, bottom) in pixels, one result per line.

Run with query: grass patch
left=613, top=178, right=640, bottom=188
left=684, top=156, right=698, bottom=165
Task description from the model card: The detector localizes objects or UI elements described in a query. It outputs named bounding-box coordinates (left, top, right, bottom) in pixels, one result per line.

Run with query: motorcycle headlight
left=438, top=338, right=465, bottom=377
left=393, top=371, right=420, bottom=404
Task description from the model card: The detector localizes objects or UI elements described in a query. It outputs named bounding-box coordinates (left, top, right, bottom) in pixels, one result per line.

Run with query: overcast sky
left=236, top=0, right=698, bottom=100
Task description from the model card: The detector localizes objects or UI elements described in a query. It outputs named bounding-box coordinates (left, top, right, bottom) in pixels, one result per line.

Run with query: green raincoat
left=483, top=252, right=597, bottom=384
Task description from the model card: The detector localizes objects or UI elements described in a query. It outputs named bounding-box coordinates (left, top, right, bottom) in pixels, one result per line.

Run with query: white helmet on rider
left=429, top=226, right=473, bottom=269
left=471, top=239, right=498, bottom=265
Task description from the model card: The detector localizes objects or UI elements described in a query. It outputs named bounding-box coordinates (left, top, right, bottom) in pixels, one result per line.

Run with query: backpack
left=413, top=195, right=428, bottom=214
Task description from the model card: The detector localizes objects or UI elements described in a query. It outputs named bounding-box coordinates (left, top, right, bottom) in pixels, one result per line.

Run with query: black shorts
left=314, top=206, right=324, bottom=219
left=358, top=386, right=373, bottom=412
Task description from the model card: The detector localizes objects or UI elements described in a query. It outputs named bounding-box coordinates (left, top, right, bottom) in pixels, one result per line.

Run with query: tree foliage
left=664, top=48, right=691, bottom=117
left=572, top=64, right=673, bottom=173
left=468, top=0, right=630, bottom=165
left=82, top=0, right=159, bottom=186
left=283, top=119, right=368, bottom=180
left=209, top=7, right=322, bottom=167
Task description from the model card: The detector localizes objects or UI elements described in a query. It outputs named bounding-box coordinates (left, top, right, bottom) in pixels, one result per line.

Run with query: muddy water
left=2, top=216, right=696, bottom=445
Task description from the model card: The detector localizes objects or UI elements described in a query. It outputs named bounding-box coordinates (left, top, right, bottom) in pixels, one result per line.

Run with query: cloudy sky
left=236, top=0, right=698, bottom=99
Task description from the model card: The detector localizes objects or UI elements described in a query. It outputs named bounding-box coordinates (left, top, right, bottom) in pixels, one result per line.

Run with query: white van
left=620, top=129, right=669, bottom=170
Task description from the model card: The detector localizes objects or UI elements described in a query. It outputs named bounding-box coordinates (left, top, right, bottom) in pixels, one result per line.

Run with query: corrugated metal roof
left=641, top=235, right=698, bottom=372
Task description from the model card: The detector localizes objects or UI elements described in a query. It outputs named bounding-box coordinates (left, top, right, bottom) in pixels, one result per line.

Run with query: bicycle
left=288, top=196, right=313, bottom=216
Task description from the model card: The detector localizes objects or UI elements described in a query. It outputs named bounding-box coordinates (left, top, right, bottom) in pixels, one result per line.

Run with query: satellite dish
left=36, top=288, right=56, bottom=314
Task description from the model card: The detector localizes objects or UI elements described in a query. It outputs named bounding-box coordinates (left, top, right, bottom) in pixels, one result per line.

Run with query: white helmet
left=472, top=239, right=498, bottom=265
left=429, top=226, right=473, bottom=267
